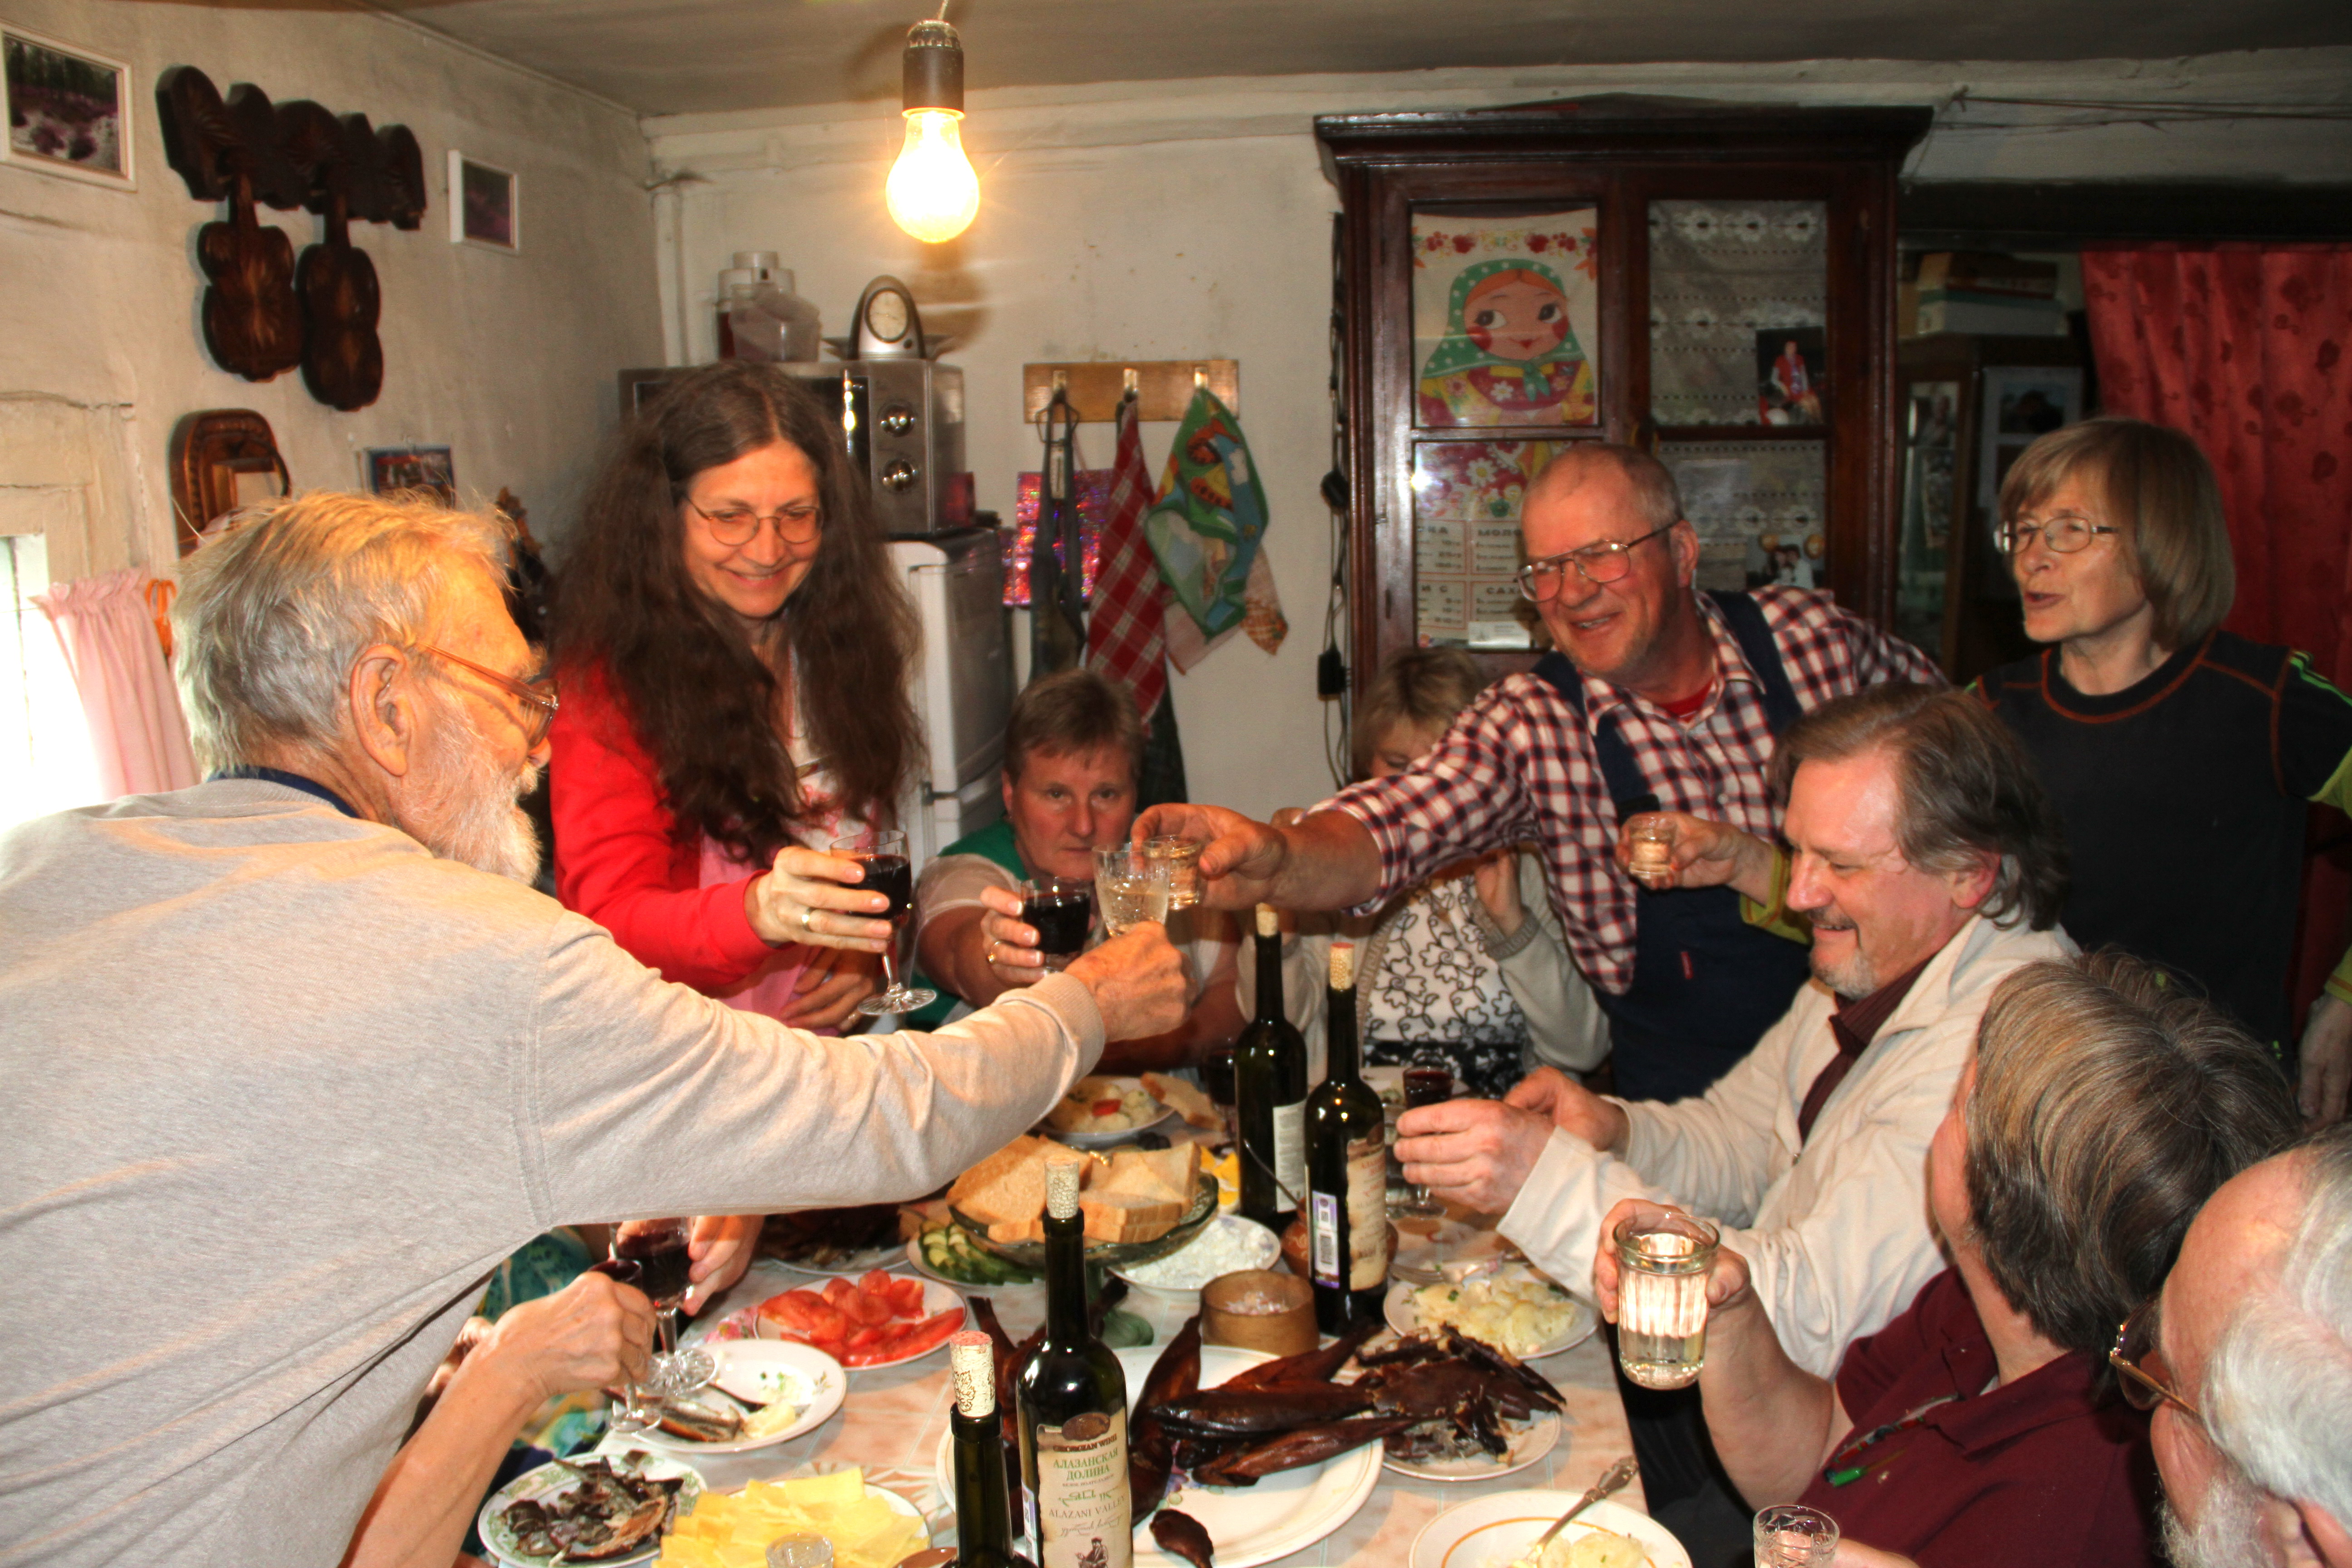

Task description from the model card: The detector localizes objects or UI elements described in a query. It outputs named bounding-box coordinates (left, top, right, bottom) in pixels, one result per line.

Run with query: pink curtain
left=34, top=568, right=199, bottom=799
left=2082, top=245, right=2352, bottom=681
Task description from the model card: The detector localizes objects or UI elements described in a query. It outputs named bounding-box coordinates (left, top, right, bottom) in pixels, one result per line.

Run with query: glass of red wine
left=594, top=1217, right=713, bottom=1421
left=832, top=828, right=936, bottom=1016
left=1019, top=874, right=1095, bottom=971
left=1394, top=1048, right=1457, bottom=1220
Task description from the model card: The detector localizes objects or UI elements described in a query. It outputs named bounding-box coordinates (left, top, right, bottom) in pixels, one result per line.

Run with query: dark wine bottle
left=1234, top=903, right=1308, bottom=1231
left=1304, top=938, right=1389, bottom=1334
left=1015, top=1156, right=1132, bottom=1568
left=950, top=1330, right=1024, bottom=1568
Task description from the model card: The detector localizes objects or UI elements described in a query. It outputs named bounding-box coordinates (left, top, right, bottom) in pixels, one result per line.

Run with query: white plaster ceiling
left=367, top=0, right=2352, bottom=117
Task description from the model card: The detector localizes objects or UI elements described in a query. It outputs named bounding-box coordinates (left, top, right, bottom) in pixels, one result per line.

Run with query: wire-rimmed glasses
left=418, top=645, right=559, bottom=749
left=1515, top=523, right=1675, bottom=601
left=685, top=495, right=823, bottom=547
left=2110, top=1298, right=2201, bottom=1422
left=1995, top=512, right=2121, bottom=555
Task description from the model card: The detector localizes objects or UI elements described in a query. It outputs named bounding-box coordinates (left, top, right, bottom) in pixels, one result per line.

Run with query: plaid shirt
left=1321, top=586, right=1943, bottom=995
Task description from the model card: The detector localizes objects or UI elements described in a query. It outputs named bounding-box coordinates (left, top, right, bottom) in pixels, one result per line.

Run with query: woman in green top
left=910, top=668, right=1242, bottom=1069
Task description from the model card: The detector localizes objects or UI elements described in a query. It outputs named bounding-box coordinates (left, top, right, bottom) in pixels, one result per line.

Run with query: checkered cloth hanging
left=1085, top=394, right=1170, bottom=720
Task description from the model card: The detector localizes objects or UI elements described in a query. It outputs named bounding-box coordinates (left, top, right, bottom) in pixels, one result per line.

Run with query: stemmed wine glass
left=832, top=828, right=935, bottom=1016
left=1392, top=1047, right=1455, bottom=1220
left=593, top=1217, right=713, bottom=1430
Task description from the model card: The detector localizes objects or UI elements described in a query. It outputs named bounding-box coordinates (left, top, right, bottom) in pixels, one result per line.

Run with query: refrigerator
left=891, top=528, right=1012, bottom=866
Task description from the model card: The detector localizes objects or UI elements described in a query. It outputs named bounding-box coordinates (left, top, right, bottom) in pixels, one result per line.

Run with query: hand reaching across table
left=1065, top=922, right=1190, bottom=1042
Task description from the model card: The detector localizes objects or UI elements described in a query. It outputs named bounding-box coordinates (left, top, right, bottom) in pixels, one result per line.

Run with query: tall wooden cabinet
left=1316, top=98, right=1931, bottom=704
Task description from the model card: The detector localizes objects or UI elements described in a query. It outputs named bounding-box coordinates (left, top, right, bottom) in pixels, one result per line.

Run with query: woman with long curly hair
left=549, top=361, right=924, bottom=1029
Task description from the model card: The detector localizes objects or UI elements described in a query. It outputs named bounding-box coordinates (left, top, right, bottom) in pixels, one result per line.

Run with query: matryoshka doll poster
left=1413, top=210, right=1601, bottom=428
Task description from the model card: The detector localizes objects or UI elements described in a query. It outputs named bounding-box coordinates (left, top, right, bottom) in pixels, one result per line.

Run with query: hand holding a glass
left=1591, top=1198, right=1738, bottom=1390
left=1614, top=810, right=1779, bottom=899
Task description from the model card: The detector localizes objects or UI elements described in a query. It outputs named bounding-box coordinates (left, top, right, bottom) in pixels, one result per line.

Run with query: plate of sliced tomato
left=752, top=1269, right=965, bottom=1370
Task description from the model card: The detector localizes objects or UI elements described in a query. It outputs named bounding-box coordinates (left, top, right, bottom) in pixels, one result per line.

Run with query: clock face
left=864, top=288, right=911, bottom=343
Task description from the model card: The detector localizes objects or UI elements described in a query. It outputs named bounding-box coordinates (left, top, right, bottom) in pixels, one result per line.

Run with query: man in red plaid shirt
left=1141, top=443, right=1940, bottom=1101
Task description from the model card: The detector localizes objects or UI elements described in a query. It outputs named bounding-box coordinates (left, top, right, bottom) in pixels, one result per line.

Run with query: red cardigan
left=549, top=663, right=776, bottom=992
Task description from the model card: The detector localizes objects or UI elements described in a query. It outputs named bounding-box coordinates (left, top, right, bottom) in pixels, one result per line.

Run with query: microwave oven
left=617, top=360, right=972, bottom=535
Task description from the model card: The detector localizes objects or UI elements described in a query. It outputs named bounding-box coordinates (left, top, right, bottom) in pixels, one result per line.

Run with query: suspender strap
left=1705, top=589, right=1803, bottom=734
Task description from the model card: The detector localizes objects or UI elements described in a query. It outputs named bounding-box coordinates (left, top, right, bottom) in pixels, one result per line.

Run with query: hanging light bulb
left=886, top=17, right=979, bottom=244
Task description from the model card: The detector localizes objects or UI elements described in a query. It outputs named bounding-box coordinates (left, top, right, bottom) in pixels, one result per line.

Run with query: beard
left=404, top=693, right=543, bottom=884
left=2161, top=1461, right=2268, bottom=1568
left=1808, top=913, right=1877, bottom=1000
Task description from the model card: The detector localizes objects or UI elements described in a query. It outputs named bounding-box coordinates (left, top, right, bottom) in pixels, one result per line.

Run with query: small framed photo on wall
left=1410, top=208, right=1601, bottom=429
left=2, top=25, right=134, bottom=189
left=364, top=446, right=456, bottom=505
left=447, top=150, right=517, bottom=252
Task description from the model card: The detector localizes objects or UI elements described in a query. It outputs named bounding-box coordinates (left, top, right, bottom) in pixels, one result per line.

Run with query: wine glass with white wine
left=1092, top=843, right=1172, bottom=935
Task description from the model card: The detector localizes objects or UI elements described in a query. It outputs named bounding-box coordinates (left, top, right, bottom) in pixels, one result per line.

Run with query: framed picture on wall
left=447, top=150, right=518, bottom=252
left=1411, top=208, right=1601, bottom=429
left=363, top=446, right=456, bottom=505
left=1976, top=366, right=2082, bottom=510
left=2, top=25, right=134, bottom=189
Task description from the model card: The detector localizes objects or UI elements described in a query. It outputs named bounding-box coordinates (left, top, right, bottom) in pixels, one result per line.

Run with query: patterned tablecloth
left=632, top=1250, right=1649, bottom=1565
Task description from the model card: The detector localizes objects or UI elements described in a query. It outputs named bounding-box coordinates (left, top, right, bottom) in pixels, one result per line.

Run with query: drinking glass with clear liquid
left=1142, top=836, right=1205, bottom=910
left=1627, top=815, right=1678, bottom=889
left=1614, top=1211, right=1719, bottom=1389
left=1093, top=843, right=1172, bottom=934
left=1753, top=1504, right=1839, bottom=1567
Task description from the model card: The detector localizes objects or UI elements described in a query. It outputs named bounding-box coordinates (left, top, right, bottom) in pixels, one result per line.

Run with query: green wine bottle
left=1234, top=903, right=1308, bottom=1230
left=1015, top=1155, right=1132, bottom=1568
left=950, top=1330, right=1023, bottom=1568
left=1304, top=938, right=1389, bottom=1334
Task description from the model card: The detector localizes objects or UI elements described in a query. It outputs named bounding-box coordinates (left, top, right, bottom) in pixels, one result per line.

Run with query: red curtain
left=2082, top=245, right=2352, bottom=1034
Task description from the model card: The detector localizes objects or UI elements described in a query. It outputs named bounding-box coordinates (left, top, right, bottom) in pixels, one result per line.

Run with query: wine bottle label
left=1309, top=1190, right=1341, bottom=1286
left=1271, top=1099, right=1306, bottom=1205
left=1030, top=1409, right=1131, bottom=1568
left=1343, top=1130, right=1389, bottom=1290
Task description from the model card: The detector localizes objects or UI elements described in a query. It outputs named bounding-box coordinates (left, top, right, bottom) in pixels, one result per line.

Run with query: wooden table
left=648, top=1254, right=1648, bottom=1564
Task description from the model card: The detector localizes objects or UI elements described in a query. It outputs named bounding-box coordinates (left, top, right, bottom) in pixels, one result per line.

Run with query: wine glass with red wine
left=593, top=1216, right=713, bottom=1416
left=832, top=828, right=936, bottom=1017
left=1393, top=1047, right=1456, bottom=1220
left=1019, top=874, right=1095, bottom=971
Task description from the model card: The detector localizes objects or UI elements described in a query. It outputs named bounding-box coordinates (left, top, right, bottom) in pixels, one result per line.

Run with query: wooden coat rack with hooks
left=1021, top=358, right=1238, bottom=424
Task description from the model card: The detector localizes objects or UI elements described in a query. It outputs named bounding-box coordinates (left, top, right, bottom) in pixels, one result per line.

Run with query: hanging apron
left=1533, top=591, right=1813, bottom=1102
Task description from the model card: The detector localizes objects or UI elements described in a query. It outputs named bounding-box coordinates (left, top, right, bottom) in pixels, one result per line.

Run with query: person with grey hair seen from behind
left=2142, top=1122, right=2352, bottom=1568
left=1598, top=952, right=2301, bottom=1568
left=1396, top=682, right=2073, bottom=1562
left=1140, top=441, right=1942, bottom=1107
left=0, top=490, right=1188, bottom=1568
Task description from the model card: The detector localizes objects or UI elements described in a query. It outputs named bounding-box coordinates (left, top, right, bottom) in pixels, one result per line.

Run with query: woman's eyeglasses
left=2110, top=1298, right=2201, bottom=1423
left=686, top=497, right=822, bottom=548
left=1516, top=523, right=1674, bottom=602
left=419, top=645, right=559, bottom=749
left=1997, top=512, right=2121, bottom=556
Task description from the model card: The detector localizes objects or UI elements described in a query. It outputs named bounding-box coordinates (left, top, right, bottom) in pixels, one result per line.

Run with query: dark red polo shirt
left=1797, top=1269, right=2162, bottom=1567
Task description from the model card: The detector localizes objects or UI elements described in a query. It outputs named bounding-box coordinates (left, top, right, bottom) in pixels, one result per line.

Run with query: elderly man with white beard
left=1395, top=682, right=2073, bottom=1558
left=2140, top=1124, right=2352, bottom=1568
left=0, top=491, right=1190, bottom=1568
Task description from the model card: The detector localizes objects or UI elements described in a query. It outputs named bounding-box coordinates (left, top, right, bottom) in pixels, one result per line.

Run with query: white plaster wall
left=0, top=0, right=663, bottom=582
left=645, top=48, right=2352, bottom=818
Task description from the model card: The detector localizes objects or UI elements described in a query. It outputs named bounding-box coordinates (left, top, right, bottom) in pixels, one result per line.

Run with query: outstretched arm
left=1132, top=803, right=1384, bottom=914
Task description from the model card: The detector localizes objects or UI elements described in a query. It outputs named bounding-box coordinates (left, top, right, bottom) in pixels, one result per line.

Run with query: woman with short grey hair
left=1592, top=951, right=2300, bottom=1568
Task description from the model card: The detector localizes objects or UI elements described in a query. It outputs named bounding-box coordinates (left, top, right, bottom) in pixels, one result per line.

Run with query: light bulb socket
left=901, top=19, right=964, bottom=114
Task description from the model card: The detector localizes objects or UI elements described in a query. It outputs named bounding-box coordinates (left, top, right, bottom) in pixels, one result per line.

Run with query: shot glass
left=1627, top=815, right=1677, bottom=889
left=1614, top=1210, right=1719, bottom=1390
left=1753, top=1504, right=1839, bottom=1567
left=1143, top=835, right=1205, bottom=910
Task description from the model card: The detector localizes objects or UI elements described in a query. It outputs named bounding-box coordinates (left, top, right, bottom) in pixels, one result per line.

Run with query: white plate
left=477, top=1451, right=703, bottom=1568
left=1110, top=1213, right=1281, bottom=1294
left=630, top=1340, right=847, bottom=1455
left=934, top=1344, right=1382, bottom=1568
left=768, top=1240, right=910, bottom=1278
left=1385, top=1273, right=1599, bottom=1360
left=1410, top=1492, right=1689, bottom=1568
left=1040, top=1074, right=1178, bottom=1148
left=1382, top=1406, right=1563, bottom=1483
left=753, top=1276, right=966, bottom=1370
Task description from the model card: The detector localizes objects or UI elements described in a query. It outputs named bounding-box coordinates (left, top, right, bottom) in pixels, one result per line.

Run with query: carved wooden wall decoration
left=167, top=409, right=290, bottom=556
left=155, top=66, right=425, bottom=409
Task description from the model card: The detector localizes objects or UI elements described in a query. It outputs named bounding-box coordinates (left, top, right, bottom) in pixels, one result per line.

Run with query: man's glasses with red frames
left=419, top=644, right=559, bottom=749
left=2110, top=1298, right=2200, bottom=1422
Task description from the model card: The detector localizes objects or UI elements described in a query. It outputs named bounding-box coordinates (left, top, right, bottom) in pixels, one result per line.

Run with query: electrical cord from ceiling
left=1319, top=211, right=1353, bottom=791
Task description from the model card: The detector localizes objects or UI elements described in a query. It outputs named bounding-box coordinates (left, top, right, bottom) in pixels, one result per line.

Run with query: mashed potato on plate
left=1412, top=1263, right=1582, bottom=1358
